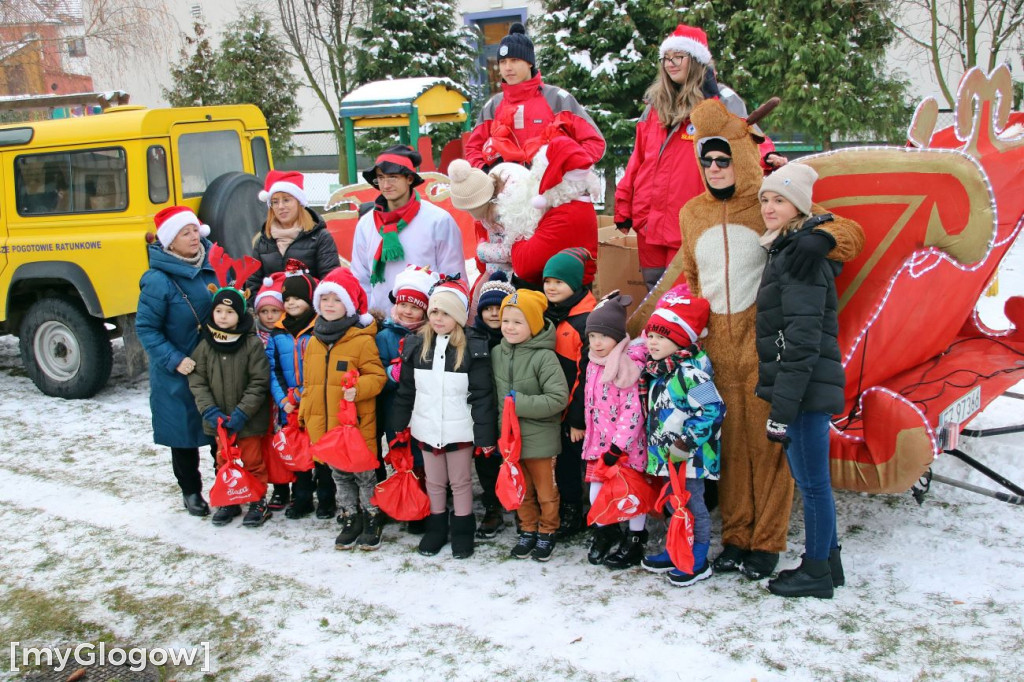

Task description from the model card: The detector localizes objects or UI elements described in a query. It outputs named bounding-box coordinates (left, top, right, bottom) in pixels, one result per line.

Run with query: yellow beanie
left=499, top=289, right=548, bottom=336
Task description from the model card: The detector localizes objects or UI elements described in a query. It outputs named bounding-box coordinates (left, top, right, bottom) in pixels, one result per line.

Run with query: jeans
left=685, top=477, right=711, bottom=546
left=785, top=411, right=839, bottom=561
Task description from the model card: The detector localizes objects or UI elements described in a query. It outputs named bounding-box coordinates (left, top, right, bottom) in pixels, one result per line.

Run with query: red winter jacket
left=510, top=200, right=598, bottom=287
left=614, top=105, right=777, bottom=268
left=465, top=72, right=605, bottom=168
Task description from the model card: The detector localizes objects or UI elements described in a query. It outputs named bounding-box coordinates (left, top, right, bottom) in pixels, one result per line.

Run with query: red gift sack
left=262, top=428, right=295, bottom=485
left=656, top=460, right=696, bottom=574
left=272, top=412, right=314, bottom=472
left=370, top=434, right=430, bottom=521
left=311, top=370, right=378, bottom=473
left=495, top=394, right=526, bottom=510
left=586, top=459, right=661, bottom=526
left=210, top=422, right=267, bottom=506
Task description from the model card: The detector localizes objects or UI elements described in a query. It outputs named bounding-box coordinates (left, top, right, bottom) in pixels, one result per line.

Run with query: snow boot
left=776, top=546, right=845, bottom=587
left=555, top=502, right=583, bottom=540
left=603, top=530, right=648, bottom=570
left=531, top=533, right=556, bottom=562
left=768, top=558, right=834, bottom=599
left=182, top=492, right=210, bottom=517
left=418, top=513, right=449, bottom=556
left=334, top=508, right=363, bottom=550
left=739, top=550, right=778, bottom=580
left=450, top=514, right=476, bottom=559
left=475, top=505, right=505, bottom=539
left=357, top=510, right=385, bottom=551
left=511, top=531, right=538, bottom=559
left=641, top=549, right=676, bottom=574
left=211, top=505, right=241, bottom=527
left=268, top=485, right=290, bottom=511
left=242, top=500, right=271, bottom=527
left=668, top=560, right=713, bottom=587
left=587, top=524, right=622, bottom=565
left=712, top=544, right=747, bottom=573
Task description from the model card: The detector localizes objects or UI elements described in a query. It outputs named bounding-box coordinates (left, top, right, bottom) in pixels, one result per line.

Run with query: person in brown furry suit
left=674, top=99, right=864, bottom=579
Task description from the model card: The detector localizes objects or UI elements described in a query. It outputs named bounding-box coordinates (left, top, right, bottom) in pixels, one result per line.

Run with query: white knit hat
left=759, top=163, right=819, bottom=217
left=660, top=24, right=712, bottom=65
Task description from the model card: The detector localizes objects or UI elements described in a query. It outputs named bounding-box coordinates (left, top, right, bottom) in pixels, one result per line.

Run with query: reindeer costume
left=668, top=99, right=864, bottom=574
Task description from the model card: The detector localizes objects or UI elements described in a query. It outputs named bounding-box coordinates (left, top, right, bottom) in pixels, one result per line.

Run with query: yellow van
left=0, top=104, right=273, bottom=397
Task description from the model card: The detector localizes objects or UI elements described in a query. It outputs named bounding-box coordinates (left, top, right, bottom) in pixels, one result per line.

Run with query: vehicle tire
left=198, top=171, right=265, bottom=262
left=19, top=297, right=112, bottom=399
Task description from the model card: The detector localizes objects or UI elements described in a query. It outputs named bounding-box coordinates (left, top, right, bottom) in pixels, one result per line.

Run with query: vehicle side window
left=178, top=130, right=243, bottom=198
left=251, top=137, right=270, bottom=180
left=16, top=148, right=128, bottom=215
left=147, top=145, right=169, bottom=204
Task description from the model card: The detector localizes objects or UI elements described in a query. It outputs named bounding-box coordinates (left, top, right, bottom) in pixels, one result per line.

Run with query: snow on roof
left=341, top=77, right=469, bottom=105
left=0, top=0, right=82, bottom=25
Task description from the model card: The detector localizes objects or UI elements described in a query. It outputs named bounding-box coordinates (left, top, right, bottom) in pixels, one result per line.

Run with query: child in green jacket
left=491, top=290, right=569, bottom=562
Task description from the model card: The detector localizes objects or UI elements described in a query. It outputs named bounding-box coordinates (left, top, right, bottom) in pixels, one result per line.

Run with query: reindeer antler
left=747, top=97, right=781, bottom=127
left=208, top=243, right=233, bottom=287
left=234, top=255, right=261, bottom=291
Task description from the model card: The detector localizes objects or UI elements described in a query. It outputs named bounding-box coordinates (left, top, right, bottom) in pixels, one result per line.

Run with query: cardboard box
left=594, top=225, right=649, bottom=313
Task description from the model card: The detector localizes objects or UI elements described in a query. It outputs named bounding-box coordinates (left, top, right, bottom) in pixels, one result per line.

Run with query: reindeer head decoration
left=689, top=96, right=780, bottom=200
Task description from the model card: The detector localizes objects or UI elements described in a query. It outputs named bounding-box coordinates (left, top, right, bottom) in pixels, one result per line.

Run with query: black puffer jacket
left=754, top=217, right=846, bottom=424
left=245, top=207, right=340, bottom=292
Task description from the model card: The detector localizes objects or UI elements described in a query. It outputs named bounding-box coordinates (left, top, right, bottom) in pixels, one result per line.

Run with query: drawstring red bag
left=262, top=420, right=295, bottom=485
left=272, top=411, right=313, bottom=472
left=495, top=394, right=526, bottom=511
left=370, top=432, right=430, bottom=521
left=656, top=460, right=696, bottom=574
left=210, top=421, right=267, bottom=506
left=586, top=458, right=661, bottom=526
left=312, top=369, right=377, bottom=473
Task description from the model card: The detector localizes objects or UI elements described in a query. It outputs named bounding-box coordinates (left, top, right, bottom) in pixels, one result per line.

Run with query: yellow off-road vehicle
left=0, top=104, right=273, bottom=397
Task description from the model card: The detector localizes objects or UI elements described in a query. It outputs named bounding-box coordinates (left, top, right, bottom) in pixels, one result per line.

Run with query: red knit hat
left=645, top=294, right=711, bottom=348
left=313, top=266, right=373, bottom=325
left=258, top=170, right=308, bottom=207
left=153, top=206, right=210, bottom=248
left=660, top=24, right=712, bottom=65
left=390, top=265, right=440, bottom=311
left=531, top=136, right=594, bottom=209
left=254, top=272, right=285, bottom=311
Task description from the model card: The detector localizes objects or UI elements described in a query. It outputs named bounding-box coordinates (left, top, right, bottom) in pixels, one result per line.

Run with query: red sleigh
left=805, top=65, right=1024, bottom=503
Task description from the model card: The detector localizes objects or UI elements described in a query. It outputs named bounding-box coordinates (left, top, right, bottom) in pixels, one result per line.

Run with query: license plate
left=937, top=386, right=982, bottom=427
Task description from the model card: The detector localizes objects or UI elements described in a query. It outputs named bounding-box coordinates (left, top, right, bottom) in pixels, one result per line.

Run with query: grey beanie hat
left=759, top=163, right=819, bottom=217
left=585, top=291, right=633, bottom=343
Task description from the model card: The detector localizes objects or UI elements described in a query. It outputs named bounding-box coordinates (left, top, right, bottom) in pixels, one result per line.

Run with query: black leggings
left=170, top=443, right=217, bottom=496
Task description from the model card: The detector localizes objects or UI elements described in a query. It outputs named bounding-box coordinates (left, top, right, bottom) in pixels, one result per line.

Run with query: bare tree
left=885, top=0, right=1024, bottom=107
left=277, top=0, right=371, bottom=184
left=79, top=0, right=175, bottom=67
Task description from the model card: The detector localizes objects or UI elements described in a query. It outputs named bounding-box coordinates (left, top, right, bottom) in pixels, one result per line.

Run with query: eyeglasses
left=699, top=156, right=733, bottom=169
left=661, top=54, right=690, bottom=67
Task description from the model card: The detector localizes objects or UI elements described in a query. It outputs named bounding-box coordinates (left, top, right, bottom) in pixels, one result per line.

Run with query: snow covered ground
left=0, top=241, right=1022, bottom=681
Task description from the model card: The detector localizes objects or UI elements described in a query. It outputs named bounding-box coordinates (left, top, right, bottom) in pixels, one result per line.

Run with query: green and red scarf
left=370, top=192, right=421, bottom=285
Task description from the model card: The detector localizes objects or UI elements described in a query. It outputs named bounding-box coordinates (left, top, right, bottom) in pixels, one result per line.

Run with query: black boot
left=740, top=550, right=779, bottom=580
left=712, top=544, right=748, bottom=573
left=211, top=505, right=241, bottom=527
left=555, top=502, right=583, bottom=540
left=587, top=524, right=623, bottom=565
left=475, top=505, right=505, bottom=539
left=603, top=530, right=648, bottom=570
left=182, top=492, right=210, bottom=517
left=450, top=514, right=476, bottom=559
left=418, top=513, right=449, bottom=556
left=268, top=485, right=290, bottom=511
left=314, top=463, right=337, bottom=519
left=242, top=500, right=271, bottom=527
left=777, top=546, right=846, bottom=587
left=768, top=558, right=833, bottom=598
left=334, top=508, right=363, bottom=550
left=287, top=471, right=315, bottom=519
left=357, top=510, right=385, bottom=550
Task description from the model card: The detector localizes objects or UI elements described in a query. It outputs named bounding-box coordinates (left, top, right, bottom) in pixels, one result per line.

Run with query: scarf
left=314, top=314, right=359, bottom=345
left=638, top=347, right=696, bottom=402
left=589, top=336, right=641, bottom=389
left=270, top=221, right=303, bottom=255
left=165, top=241, right=206, bottom=268
left=544, top=287, right=588, bottom=325
left=202, top=310, right=253, bottom=353
left=474, top=316, right=504, bottom=349
left=370, top=192, right=421, bottom=285
left=282, top=306, right=316, bottom=338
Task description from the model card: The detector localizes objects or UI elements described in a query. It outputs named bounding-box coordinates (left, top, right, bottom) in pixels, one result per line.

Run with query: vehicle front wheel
left=19, top=297, right=112, bottom=398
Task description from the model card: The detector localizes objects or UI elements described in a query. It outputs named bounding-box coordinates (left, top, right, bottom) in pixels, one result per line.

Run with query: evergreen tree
left=353, top=0, right=479, bottom=160
left=163, top=22, right=222, bottom=107
left=217, top=13, right=302, bottom=160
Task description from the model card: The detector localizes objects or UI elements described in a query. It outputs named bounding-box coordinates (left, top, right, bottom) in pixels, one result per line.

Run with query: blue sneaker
left=668, top=561, right=713, bottom=587
left=641, top=550, right=675, bottom=574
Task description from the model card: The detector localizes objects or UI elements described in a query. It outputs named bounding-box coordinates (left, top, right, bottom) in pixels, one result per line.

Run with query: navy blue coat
left=137, top=240, right=218, bottom=448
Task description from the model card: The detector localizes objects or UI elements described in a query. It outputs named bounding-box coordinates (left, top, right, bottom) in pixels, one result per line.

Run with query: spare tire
left=198, top=171, right=265, bottom=260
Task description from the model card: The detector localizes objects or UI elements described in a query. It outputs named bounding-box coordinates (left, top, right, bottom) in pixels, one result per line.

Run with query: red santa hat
left=660, top=24, right=712, bottom=65
left=153, top=206, right=210, bottom=248
left=531, top=136, right=595, bottom=209
left=313, top=266, right=373, bottom=325
left=258, top=169, right=308, bottom=207
left=390, top=265, right=440, bottom=311
left=645, top=294, right=711, bottom=348
left=254, top=272, right=285, bottom=311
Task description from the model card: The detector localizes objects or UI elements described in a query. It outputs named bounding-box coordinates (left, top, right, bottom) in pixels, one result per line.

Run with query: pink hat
left=153, top=206, right=210, bottom=248
left=531, top=136, right=594, bottom=209
left=258, top=170, right=308, bottom=207
left=313, top=266, right=373, bottom=325
left=254, top=272, right=285, bottom=311
left=645, top=294, right=711, bottom=348
left=660, top=24, right=712, bottom=65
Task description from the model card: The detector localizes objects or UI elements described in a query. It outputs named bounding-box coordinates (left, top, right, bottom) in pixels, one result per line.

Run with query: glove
left=475, top=445, right=496, bottom=457
left=388, top=360, right=402, bottom=383
left=602, top=445, right=624, bottom=467
left=225, top=407, right=249, bottom=435
left=202, top=406, right=229, bottom=430
left=788, top=230, right=835, bottom=281
left=615, top=219, right=632, bottom=233
left=766, top=419, right=790, bottom=445
left=673, top=435, right=697, bottom=452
